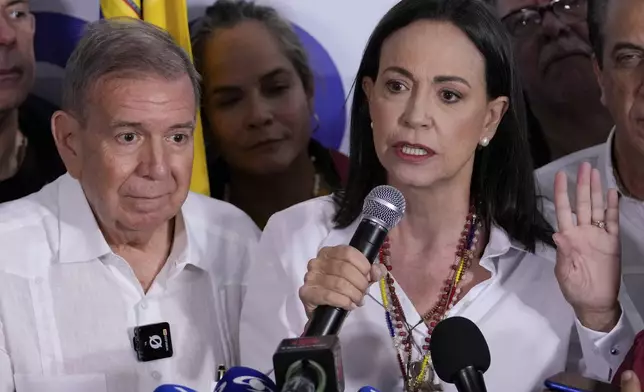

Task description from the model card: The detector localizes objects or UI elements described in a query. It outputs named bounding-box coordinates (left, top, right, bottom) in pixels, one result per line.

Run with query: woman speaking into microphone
left=239, top=0, right=631, bottom=390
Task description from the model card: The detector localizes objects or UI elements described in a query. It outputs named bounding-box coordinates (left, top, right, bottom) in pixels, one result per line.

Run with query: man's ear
left=51, top=110, right=84, bottom=179
left=592, top=54, right=607, bottom=106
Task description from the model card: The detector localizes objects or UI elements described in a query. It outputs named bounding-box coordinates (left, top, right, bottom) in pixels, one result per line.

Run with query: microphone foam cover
left=429, top=316, right=490, bottom=383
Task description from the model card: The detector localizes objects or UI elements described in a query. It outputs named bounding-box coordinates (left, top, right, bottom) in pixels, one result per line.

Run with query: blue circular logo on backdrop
left=33, top=13, right=346, bottom=150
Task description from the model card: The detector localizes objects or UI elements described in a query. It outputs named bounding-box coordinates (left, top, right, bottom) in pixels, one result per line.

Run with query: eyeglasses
left=501, top=0, right=587, bottom=37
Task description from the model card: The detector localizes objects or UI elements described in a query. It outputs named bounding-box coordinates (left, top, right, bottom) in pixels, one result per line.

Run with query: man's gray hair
left=62, top=18, right=201, bottom=122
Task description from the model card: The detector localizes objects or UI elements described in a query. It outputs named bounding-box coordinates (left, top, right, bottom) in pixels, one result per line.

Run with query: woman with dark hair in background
left=191, top=0, right=348, bottom=229
left=240, top=0, right=631, bottom=390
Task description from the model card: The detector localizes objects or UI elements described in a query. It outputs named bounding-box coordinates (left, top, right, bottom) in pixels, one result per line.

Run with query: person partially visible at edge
left=490, top=0, right=613, bottom=161
left=239, top=0, right=633, bottom=390
left=0, top=18, right=259, bottom=392
left=0, top=0, right=64, bottom=202
left=620, top=371, right=643, bottom=392
left=536, top=0, right=644, bottom=337
left=615, top=332, right=644, bottom=389
left=191, top=0, right=349, bottom=229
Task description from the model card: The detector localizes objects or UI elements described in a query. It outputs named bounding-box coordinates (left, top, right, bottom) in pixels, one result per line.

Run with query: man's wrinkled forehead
left=603, top=0, right=644, bottom=51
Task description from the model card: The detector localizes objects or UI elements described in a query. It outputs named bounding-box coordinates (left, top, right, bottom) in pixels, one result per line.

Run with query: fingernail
left=350, top=303, right=358, bottom=310
left=623, top=371, right=633, bottom=382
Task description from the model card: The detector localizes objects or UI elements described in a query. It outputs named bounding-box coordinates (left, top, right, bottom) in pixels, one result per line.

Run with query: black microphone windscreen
left=429, top=316, right=491, bottom=383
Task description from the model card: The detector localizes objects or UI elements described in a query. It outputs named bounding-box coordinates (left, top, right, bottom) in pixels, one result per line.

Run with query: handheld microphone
left=273, top=335, right=343, bottom=392
left=213, top=366, right=277, bottom=392
left=303, top=185, right=406, bottom=337
left=153, top=386, right=197, bottom=392
left=429, top=316, right=490, bottom=392
left=357, top=387, right=381, bottom=392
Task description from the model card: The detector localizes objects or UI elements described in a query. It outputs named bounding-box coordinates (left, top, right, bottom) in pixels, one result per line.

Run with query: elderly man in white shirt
left=536, top=0, right=644, bottom=333
left=0, top=19, right=259, bottom=392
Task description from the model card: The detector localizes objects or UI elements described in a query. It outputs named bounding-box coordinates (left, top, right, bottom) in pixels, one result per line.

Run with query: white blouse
left=240, top=196, right=633, bottom=392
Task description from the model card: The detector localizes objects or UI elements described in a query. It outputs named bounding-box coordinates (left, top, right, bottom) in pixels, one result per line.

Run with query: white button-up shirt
left=240, top=196, right=633, bottom=392
left=0, top=174, right=260, bottom=392
left=536, top=130, right=644, bottom=333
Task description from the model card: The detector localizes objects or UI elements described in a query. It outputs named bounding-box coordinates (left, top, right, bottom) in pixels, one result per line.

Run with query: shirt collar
left=58, top=173, right=111, bottom=263
left=167, top=211, right=188, bottom=267
left=481, top=225, right=513, bottom=260
left=601, top=127, right=643, bottom=203
left=171, top=206, right=207, bottom=271
left=479, top=224, right=531, bottom=271
left=58, top=174, right=204, bottom=269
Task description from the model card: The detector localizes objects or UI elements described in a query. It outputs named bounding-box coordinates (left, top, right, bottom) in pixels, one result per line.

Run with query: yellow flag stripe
left=100, top=0, right=141, bottom=19
left=188, top=115, right=210, bottom=196
left=142, top=0, right=210, bottom=196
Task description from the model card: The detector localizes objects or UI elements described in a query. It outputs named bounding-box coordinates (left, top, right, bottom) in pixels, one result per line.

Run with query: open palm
left=553, top=162, right=621, bottom=319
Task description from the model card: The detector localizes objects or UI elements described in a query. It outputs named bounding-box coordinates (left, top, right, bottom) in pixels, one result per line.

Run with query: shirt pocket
left=14, top=373, right=107, bottom=392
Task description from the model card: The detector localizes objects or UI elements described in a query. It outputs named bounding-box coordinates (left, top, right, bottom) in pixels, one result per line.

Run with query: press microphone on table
left=213, top=366, right=277, bottom=392
left=303, top=185, right=406, bottom=337
left=273, top=335, right=342, bottom=392
left=430, top=316, right=491, bottom=392
left=357, top=386, right=381, bottom=392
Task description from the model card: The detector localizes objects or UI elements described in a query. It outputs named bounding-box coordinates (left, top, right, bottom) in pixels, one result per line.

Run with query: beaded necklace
left=378, top=206, right=481, bottom=391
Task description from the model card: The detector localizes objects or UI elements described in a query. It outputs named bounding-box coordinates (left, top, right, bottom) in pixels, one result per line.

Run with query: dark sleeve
left=613, top=330, right=644, bottom=385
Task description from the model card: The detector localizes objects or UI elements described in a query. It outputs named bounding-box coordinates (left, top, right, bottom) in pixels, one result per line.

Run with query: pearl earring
left=370, top=121, right=374, bottom=129
left=479, top=137, right=490, bottom=147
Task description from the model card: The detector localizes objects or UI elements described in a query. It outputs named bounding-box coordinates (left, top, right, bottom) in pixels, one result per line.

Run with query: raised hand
left=553, top=162, right=621, bottom=332
left=299, top=245, right=386, bottom=318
